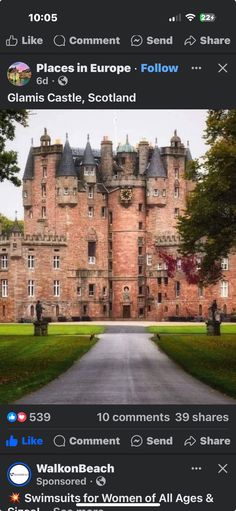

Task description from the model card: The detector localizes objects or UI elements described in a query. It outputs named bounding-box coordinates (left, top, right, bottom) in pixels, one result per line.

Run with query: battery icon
left=200, top=13, right=216, bottom=22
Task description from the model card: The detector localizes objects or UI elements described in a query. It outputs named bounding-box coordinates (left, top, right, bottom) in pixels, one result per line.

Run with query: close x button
left=218, top=63, right=228, bottom=73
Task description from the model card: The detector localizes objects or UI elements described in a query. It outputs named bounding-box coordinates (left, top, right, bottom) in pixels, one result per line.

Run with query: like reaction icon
left=6, top=35, right=18, bottom=46
left=6, top=435, right=18, bottom=447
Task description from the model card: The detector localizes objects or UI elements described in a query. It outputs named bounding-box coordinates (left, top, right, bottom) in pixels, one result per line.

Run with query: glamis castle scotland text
left=0, top=129, right=235, bottom=322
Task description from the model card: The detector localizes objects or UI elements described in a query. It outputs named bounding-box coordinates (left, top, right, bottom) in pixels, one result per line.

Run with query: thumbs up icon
left=6, top=35, right=18, bottom=47
left=6, top=435, right=18, bottom=447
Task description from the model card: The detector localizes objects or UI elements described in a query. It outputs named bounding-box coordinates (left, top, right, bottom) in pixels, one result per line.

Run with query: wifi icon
left=185, top=13, right=196, bottom=22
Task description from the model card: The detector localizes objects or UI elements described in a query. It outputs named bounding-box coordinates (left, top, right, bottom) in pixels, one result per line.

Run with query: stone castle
left=0, top=128, right=235, bottom=322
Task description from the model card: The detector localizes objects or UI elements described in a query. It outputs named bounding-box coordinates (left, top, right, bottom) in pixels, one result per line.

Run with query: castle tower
left=81, top=135, right=97, bottom=184
left=56, top=134, right=78, bottom=207
left=100, top=136, right=113, bottom=180
left=23, top=128, right=63, bottom=235
left=146, top=141, right=167, bottom=207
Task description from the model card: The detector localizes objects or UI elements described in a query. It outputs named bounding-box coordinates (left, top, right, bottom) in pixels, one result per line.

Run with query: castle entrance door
left=123, top=305, right=131, bottom=318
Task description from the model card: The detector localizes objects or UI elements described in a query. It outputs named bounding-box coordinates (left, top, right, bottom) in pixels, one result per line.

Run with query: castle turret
left=117, top=135, right=137, bottom=175
left=40, top=128, right=51, bottom=148
left=146, top=142, right=167, bottom=207
left=100, top=136, right=113, bottom=180
left=22, top=144, right=34, bottom=208
left=138, top=139, right=149, bottom=175
left=81, top=135, right=97, bottom=183
left=56, top=134, right=78, bottom=206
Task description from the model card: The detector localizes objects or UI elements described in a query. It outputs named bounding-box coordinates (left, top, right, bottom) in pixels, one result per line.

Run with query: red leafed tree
left=159, top=250, right=222, bottom=286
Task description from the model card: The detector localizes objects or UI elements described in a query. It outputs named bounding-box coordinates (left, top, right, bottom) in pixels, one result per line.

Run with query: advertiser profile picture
left=7, top=62, right=32, bottom=86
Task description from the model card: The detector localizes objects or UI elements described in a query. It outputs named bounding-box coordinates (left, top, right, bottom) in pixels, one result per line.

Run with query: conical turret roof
left=146, top=143, right=166, bottom=178
left=23, top=146, right=34, bottom=180
left=56, top=135, right=77, bottom=177
left=82, top=135, right=96, bottom=166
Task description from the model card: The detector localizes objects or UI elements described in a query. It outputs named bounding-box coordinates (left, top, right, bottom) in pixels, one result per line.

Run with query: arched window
left=30, top=305, right=34, bottom=317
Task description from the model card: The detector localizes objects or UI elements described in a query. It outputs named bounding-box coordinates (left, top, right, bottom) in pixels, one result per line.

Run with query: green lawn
left=148, top=324, right=236, bottom=334
left=0, top=324, right=104, bottom=336
left=152, top=333, right=236, bottom=399
left=0, top=335, right=97, bottom=403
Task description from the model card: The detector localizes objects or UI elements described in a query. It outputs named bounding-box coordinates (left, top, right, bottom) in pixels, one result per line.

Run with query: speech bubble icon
left=130, top=434, right=143, bottom=447
left=130, top=34, right=143, bottom=47
left=53, top=435, right=66, bottom=447
left=53, top=34, right=66, bottom=47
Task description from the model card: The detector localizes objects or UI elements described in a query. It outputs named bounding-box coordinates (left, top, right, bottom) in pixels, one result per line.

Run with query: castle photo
left=0, top=124, right=235, bottom=322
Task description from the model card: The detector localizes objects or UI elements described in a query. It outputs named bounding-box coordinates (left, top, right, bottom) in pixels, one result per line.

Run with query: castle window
left=103, top=286, right=107, bottom=296
left=138, top=246, right=143, bottom=255
left=164, top=277, right=168, bottom=286
left=199, top=304, right=203, bottom=316
left=176, top=304, right=180, bottom=316
left=174, top=186, right=179, bottom=198
left=88, top=206, right=94, bottom=218
left=53, top=280, right=60, bottom=297
left=88, top=241, right=96, bottom=264
left=88, top=186, right=94, bottom=199
left=139, top=308, right=144, bottom=317
left=101, top=207, right=106, bottom=218
left=77, top=286, right=81, bottom=296
left=198, top=285, right=204, bottom=297
left=84, top=168, right=95, bottom=176
left=147, top=286, right=150, bottom=295
left=139, top=286, right=143, bottom=295
left=176, top=258, right=182, bottom=271
left=157, top=262, right=162, bottom=270
left=223, top=304, right=227, bottom=316
left=41, top=184, right=46, bottom=197
left=1, top=279, right=8, bottom=297
left=138, top=222, right=143, bottom=230
left=114, top=171, right=118, bottom=179
left=83, top=304, right=88, bottom=315
left=28, top=280, right=35, bottom=297
left=174, top=168, right=179, bottom=178
left=138, top=265, right=143, bottom=275
left=221, top=257, right=229, bottom=270
left=42, top=206, right=46, bottom=219
left=146, top=255, right=152, bottom=266
left=89, top=284, right=95, bottom=296
left=121, top=157, right=126, bottom=165
left=63, top=188, right=69, bottom=195
left=157, top=292, right=162, bottom=303
left=109, top=260, right=113, bottom=270
left=53, top=255, right=60, bottom=269
left=1, top=254, right=8, bottom=270
left=162, top=189, right=166, bottom=197
left=30, top=305, right=34, bottom=317
left=2, top=304, right=6, bottom=317
left=175, top=281, right=181, bottom=297
left=23, top=190, right=28, bottom=198
left=28, top=255, right=35, bottom=269
left=102, top=193, right=106, bottom=200
left=43, top=166, right=47, bottom=178
left=220, top=280, right=228, bottom=298
left=56, top=305, right=59, bottom=317
left=29, top=210, right=33, bottom=219
left=157, top=277, right=162, bottom=285
left=153, top=189, right=159, bottom=196
left=138, top=203, right=143, bottom=211
left=109, top=211, right=113, bottom=224
left=174, top=208, right=180, bottom=217
left=103, top=304, right=107, bottom=314
left=109, top=240, right=113, bottom=251
left=148, top=305, right=151, bottom=312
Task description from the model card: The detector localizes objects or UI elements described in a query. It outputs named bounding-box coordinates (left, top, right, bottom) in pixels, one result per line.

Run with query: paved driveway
left=16, top=330, right=235, bottom=404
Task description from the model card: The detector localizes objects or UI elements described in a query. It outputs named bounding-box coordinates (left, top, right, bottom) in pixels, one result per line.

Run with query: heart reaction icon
left=17, top=412, right=27, bottom=423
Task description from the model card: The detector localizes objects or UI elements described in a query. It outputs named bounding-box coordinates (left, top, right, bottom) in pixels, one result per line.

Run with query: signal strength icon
left=169, top=13, right=182, bottom=22
left=185, top=13, right=196, bottom=22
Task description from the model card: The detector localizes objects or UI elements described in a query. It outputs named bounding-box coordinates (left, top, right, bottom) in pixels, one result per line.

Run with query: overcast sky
left=0, top=109, right=207, bottom=219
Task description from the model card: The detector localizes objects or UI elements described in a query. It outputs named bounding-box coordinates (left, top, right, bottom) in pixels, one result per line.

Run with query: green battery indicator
left=200, top=13, right=216, bottom=22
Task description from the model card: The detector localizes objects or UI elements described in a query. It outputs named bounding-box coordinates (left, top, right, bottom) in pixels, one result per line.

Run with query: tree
left=0, top=110, right=28, bottom=186
left=178, top=110, right=236, bottom=285
left=0, top=213, right=23, bottom=235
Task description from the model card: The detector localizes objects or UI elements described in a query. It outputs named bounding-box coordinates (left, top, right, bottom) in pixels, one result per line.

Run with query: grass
left=148, top=324, right=236, bottom=334
left=0, top=324, right=104, bottom=336
left=152, top=333, right=236, bottom=399
left=0, top=334, right=97, bottom=403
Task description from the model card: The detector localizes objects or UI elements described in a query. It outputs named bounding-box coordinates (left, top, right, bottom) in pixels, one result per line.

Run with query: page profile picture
left=7, top=62, right=32, bottom=86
